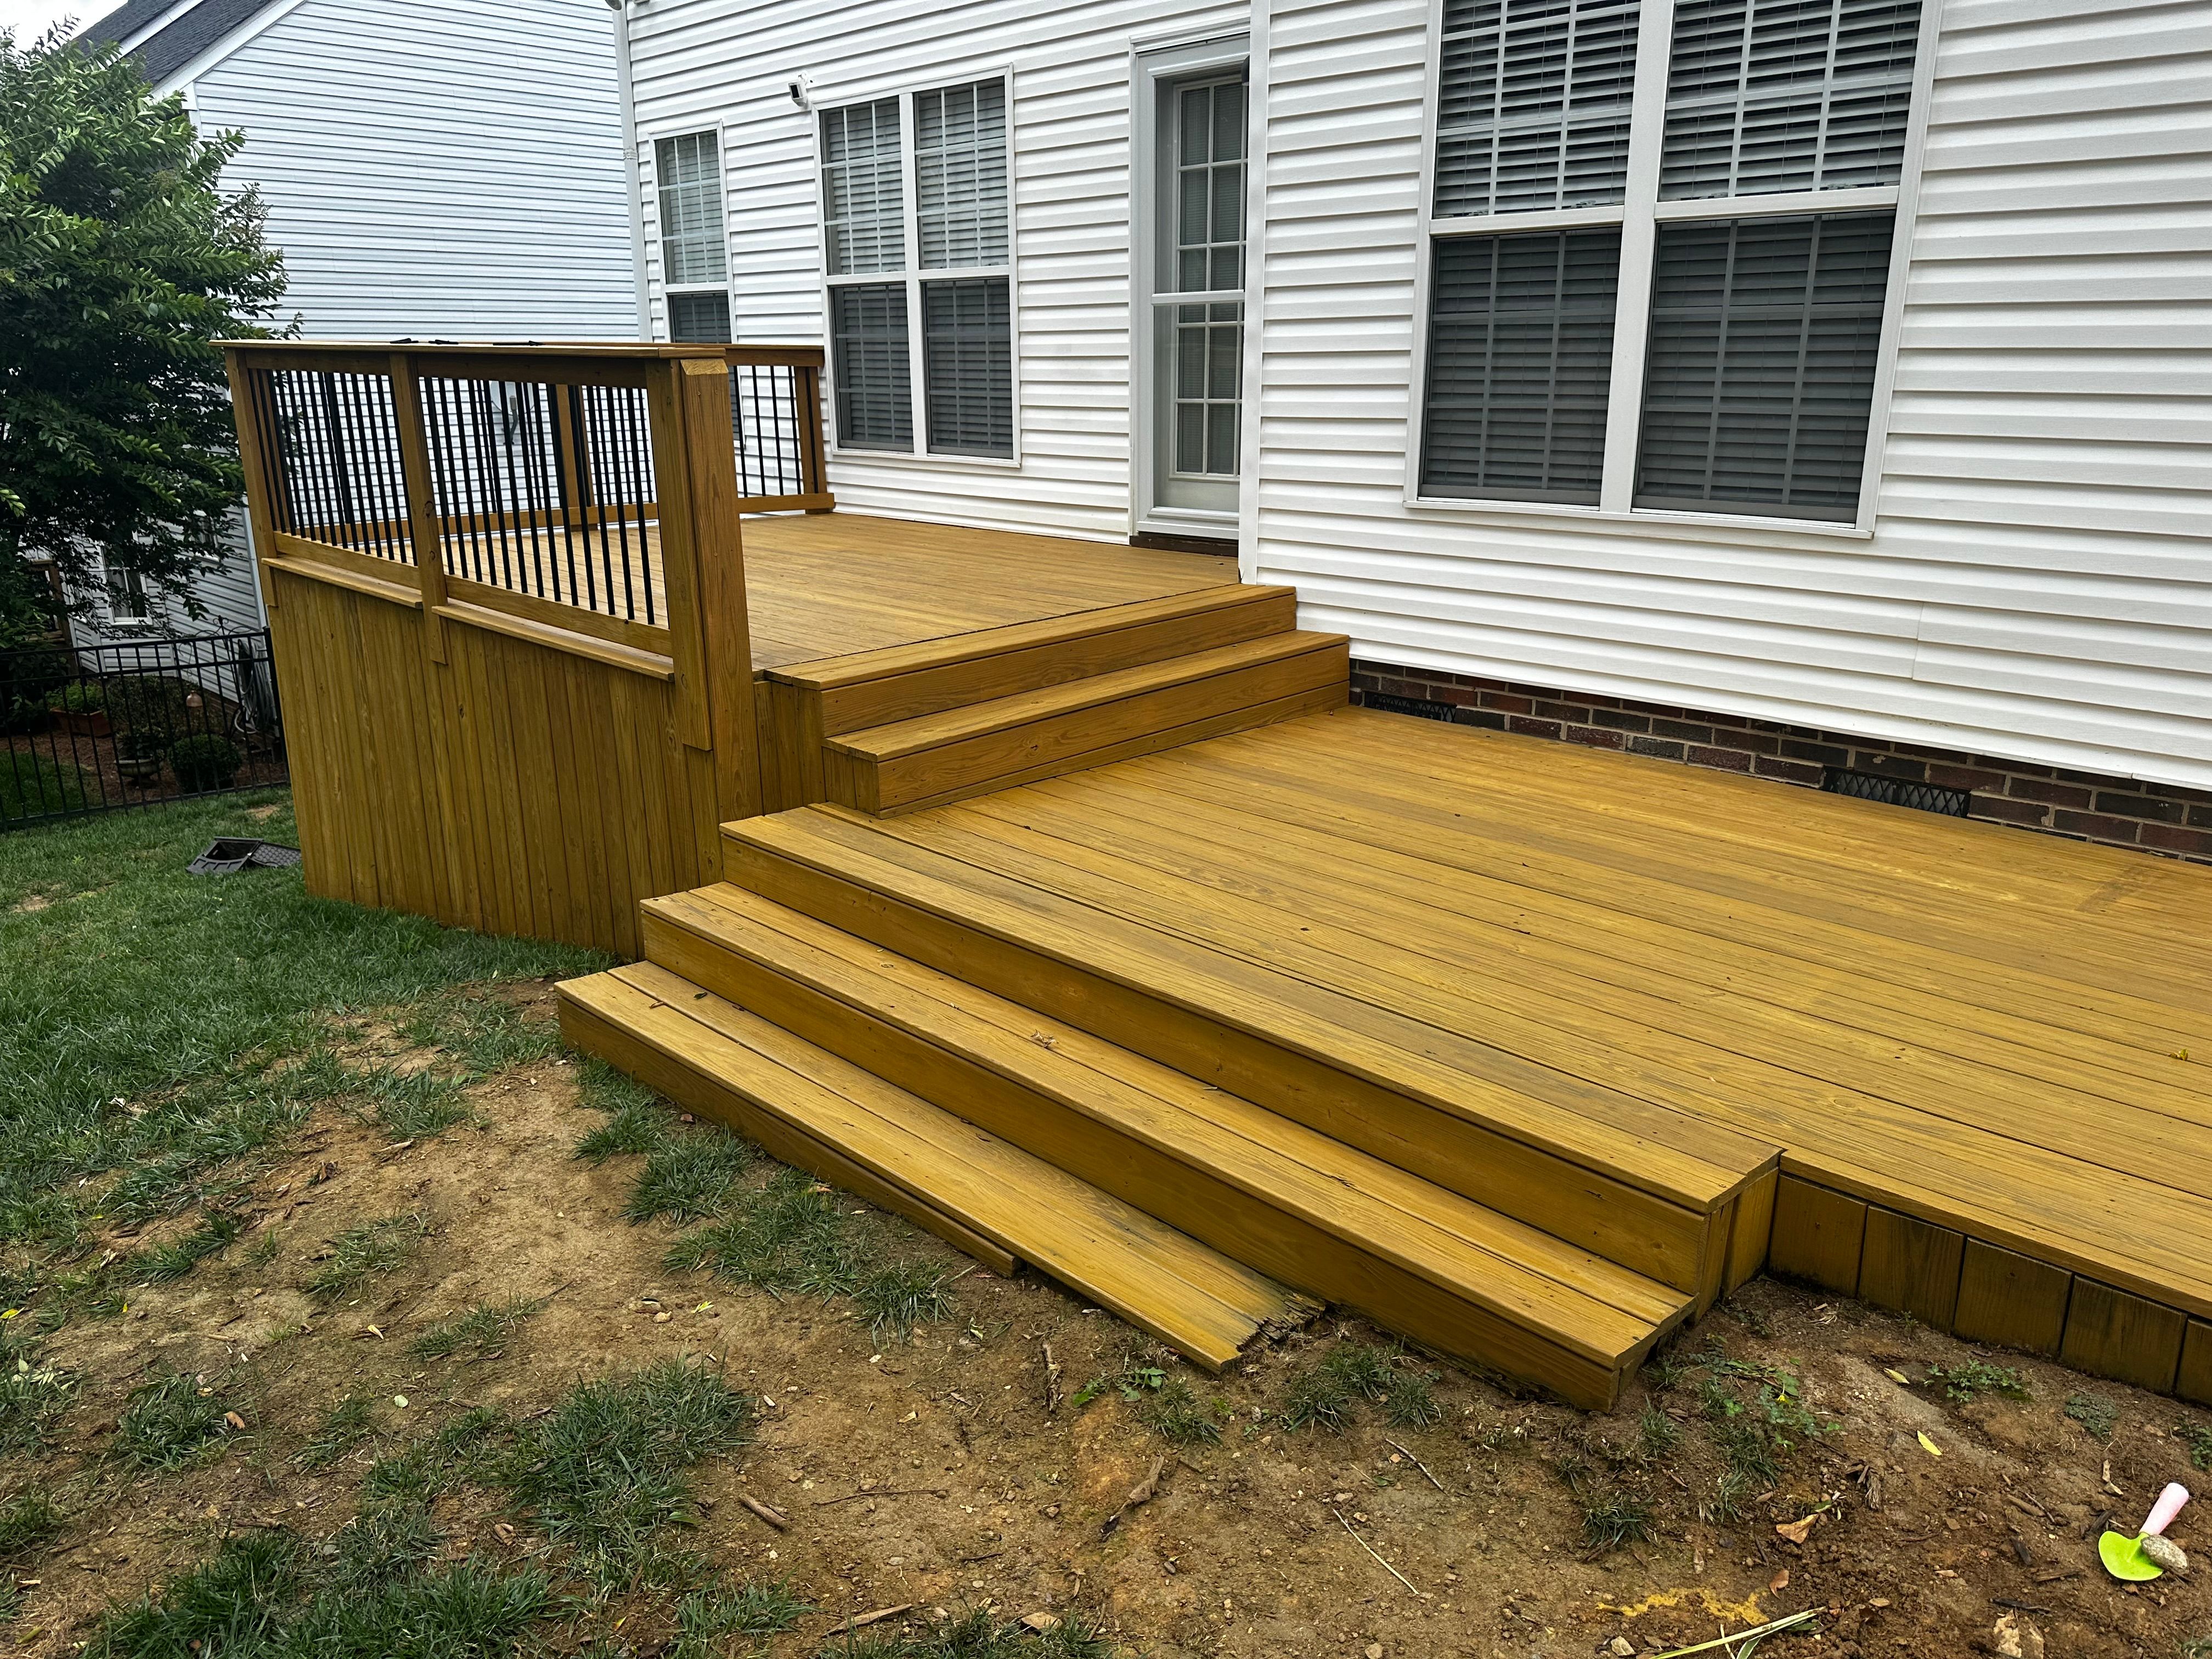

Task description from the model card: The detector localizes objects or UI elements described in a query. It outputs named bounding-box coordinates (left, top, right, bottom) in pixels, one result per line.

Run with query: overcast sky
left=2, top=0, right=93, bottom=43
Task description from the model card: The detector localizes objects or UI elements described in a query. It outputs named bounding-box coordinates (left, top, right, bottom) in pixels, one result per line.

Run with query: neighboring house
left=617, top=0, right=2212, bottom=855
left=68, top=0, right=644, bottom=646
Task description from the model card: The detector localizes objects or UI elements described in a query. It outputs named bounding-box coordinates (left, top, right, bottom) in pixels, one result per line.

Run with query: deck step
left=719, top=804, right=1776, bottom=1307
left=633, top=886, right=1694, bottom=1407
left=820, top=631, right=1350, bottom=814
left=558, top=962, right=1318, bottom=1372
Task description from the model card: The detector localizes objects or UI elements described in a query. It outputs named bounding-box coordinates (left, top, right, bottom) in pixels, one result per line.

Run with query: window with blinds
left=1434, top=0, right=1641, bottom=219
left=1661, top=0, right=1922, bottom=199
left=924, top=279, right=1013, bottom=454
left=667, top=291, right=731, bottom=343
left=917, top=80, right=1008, bottom=268
left=1419, top=0, right=1921, bottom=519
left=831, top=285, right=913, bottom=450
left=1634, top=211, right=1892, bottom=519
left=822, top=99, right=906, bottom=275
left=821, top=78, right=1015, bottom=459
left=1423, top=229, right=1621, bottom=504
left=656, top=132, right=726, bottom=289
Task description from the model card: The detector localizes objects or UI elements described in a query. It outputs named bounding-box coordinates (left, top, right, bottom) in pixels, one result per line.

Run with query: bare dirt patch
left=7, top=994, right=2207, bottom=1658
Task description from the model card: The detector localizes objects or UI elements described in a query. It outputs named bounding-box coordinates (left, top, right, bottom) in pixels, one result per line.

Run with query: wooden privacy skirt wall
left=223, top=340, right=828, bottom=956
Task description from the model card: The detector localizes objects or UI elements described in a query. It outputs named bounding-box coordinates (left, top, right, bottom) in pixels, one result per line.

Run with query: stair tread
left=649, top=883, right=1689, bottom=1367
left=729, top=806, right=1770, bottom=1211
left=768, top=584, right=1297, bottom=692
left=561, top=963, right=1314, bottom=1370
left=829, top=631, right=1350, bottom=762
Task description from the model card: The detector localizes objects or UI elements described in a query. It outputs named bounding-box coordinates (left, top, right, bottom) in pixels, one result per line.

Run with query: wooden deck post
left=387, top=351, right=450, bottom=661
left=651, top=352, right=762, bottom=840
left=223, top=350, right=283, bottom=618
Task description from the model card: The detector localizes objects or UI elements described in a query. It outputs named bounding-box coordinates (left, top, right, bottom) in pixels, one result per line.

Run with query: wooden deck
left=740, top=514, right=1238, bottom=671
left=563, top=703, right=2212, bottom=1408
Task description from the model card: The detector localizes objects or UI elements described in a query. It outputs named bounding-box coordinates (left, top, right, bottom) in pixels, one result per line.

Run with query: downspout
left=607, top=0, right=654, bottom=339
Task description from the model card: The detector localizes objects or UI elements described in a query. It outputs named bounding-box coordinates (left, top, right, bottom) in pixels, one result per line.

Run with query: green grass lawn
left=0, top=752, right=90, bottom=826
left=0, top=790, right=603, bottom=1246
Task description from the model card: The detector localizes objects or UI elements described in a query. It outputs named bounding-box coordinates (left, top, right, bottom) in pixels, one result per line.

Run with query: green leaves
left=1, top=31, right=289, bottom=602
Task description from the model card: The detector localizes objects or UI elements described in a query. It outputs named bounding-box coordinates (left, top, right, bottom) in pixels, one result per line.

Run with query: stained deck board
left=560, top=963, right=1311, bottom=1372
left=703, top=707, right=2212, bottom=1385
left=740, top=515, right=1238, bottom=672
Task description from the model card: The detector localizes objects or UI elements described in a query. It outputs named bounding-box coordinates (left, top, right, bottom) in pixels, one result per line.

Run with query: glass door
left=1144, top=62, right=1248, bottom=522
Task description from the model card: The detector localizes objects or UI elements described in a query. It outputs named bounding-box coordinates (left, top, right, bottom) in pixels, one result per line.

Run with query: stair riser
left=557, top=991, right=1020, bottom=1278
left=640, top=907, right=1641, bottom=1408
left=814, top=590, right=1302, bottom=733
left=718, top=829, right=1720, bottom=1296
left=839, top=641, right=1352, bottom=813
left=828, top=684, right=1349, bottom=817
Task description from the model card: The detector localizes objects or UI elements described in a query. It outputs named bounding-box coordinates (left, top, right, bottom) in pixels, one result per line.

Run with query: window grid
left=1166, top=73, right=1248, bottom=480
left=1418, top=0, right=1921, bottom=524
left=1434, top=0, right=1641, bottom=219
left=821, top=77, right=1016, bottom=460
left=655, top=132, right=727, bottom=289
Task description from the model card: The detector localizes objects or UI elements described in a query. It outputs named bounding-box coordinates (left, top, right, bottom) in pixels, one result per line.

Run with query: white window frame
left=1402, top=0, right=1945, bottom=540
left=811, top=66, right=1022, bottom=470
left=98, top=556, right=154, bottom=629
left=645, top=122, right=735, bottom=342
left=1129, top=31, right=1254, bottom=543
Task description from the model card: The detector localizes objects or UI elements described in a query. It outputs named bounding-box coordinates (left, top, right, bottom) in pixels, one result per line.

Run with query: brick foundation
left=1349, top=659, right=2212, bottom=868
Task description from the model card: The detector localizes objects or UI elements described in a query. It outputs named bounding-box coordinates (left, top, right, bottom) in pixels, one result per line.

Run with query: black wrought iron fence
left=1, top=629, right=287, bottom=830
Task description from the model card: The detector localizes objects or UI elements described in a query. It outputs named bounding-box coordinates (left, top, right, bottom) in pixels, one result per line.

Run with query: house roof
left=78, top=0, right=283, bottom=87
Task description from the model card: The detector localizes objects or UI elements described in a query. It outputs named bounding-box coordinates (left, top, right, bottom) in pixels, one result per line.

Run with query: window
left=1419, top=0, right=1922, bottom=524
left=657, top=132, right=730, bottom=340
left=102, top=558, right=150, bottom=624
left=819, top=77, right=1014, bottom=459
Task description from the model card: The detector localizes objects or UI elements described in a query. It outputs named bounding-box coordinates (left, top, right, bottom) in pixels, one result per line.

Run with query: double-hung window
left=656, top=131, right=732, bottom=342
left=819, top=77, right=1015, bottom=459
left=1419, top=0, right=1923, bottom=525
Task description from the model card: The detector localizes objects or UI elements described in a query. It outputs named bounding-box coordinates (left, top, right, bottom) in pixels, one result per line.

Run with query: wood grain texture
left=2060, top=1279, right=2186, bottom=1393
left=1859, top=1207, right=1966, bottom=1329
left=1768, top=1176, right=1866, bottom=1295
left=2179, top=1320, right=2212, bottom=1407
left=1954, top=1240, right=2072, bottom=1357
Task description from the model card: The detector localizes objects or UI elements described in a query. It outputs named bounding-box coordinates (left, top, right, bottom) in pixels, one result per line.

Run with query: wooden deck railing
left=221, top=340, right=829, bottom=955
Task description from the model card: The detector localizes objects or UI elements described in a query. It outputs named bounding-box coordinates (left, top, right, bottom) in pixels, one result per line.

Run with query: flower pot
left=51, top=708, right=112, bottom=737
left=116, top=754, right=162, bottom=785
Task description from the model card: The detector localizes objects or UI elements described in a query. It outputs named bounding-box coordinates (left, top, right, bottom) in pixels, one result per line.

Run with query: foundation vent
left=1821, top=766, right=1971, bottom=817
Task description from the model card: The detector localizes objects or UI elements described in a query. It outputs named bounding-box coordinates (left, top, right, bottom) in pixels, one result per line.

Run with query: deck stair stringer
left=560, top=962, right=1320, bottom=1372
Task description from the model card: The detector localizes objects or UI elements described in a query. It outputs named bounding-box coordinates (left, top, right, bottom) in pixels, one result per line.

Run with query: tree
left=0, top=27, right=288, bottom=616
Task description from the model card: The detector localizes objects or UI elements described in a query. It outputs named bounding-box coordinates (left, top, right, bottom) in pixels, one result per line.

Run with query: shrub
left=53, top=680, right=105, bottom=713
left=169, top=733, right=242, bottom=792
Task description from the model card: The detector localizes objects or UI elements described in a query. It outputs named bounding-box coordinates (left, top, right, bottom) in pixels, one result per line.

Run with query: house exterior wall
left=185, top=0, right=640, bottom=340
left=1251, top=0, right=2212, bottom=793
left=624, top=0, right=1248, bottom=539
left=620, top=0, right=2212, bottom=796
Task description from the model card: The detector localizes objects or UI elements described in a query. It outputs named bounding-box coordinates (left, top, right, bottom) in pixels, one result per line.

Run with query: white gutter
left=607, top=0, right=654, bottom=340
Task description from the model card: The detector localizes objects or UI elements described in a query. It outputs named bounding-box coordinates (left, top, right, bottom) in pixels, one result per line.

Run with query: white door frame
left=1128, top=32, right=1250, bottom=544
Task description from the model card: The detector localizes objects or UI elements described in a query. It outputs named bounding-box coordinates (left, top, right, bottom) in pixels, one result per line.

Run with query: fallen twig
left=1384, top=1437, right=1444, bottom=1492
left=812, top=1486, right=946, bottom=1506
left=1041, top=1340, right=1062, bottom=1417
left=1330, top=1507, right=1419, bottom=1596
left=1649, top=1608, right=1821, bottom=1657
left=1102, top=1455, right=1166, bottom=1537
left=830, top=1604, right=915, bottom=1634
left=736, top=1492, right=790, bottom=1531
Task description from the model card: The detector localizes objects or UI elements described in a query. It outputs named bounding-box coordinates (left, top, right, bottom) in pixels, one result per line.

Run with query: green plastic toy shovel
left=2100, top=1482, right=2190, bottom=1582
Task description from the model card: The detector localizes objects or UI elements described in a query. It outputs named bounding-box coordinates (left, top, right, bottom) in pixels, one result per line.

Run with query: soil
left=12, top=983, right=2210, bottom=1658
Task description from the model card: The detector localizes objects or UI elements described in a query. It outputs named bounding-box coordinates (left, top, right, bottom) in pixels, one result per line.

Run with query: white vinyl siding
left=626, top=0, right=1249, bottom=536
left=1255, top=0, right=2212, bottom=792
left=187, top=0, right=637, bottom=339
